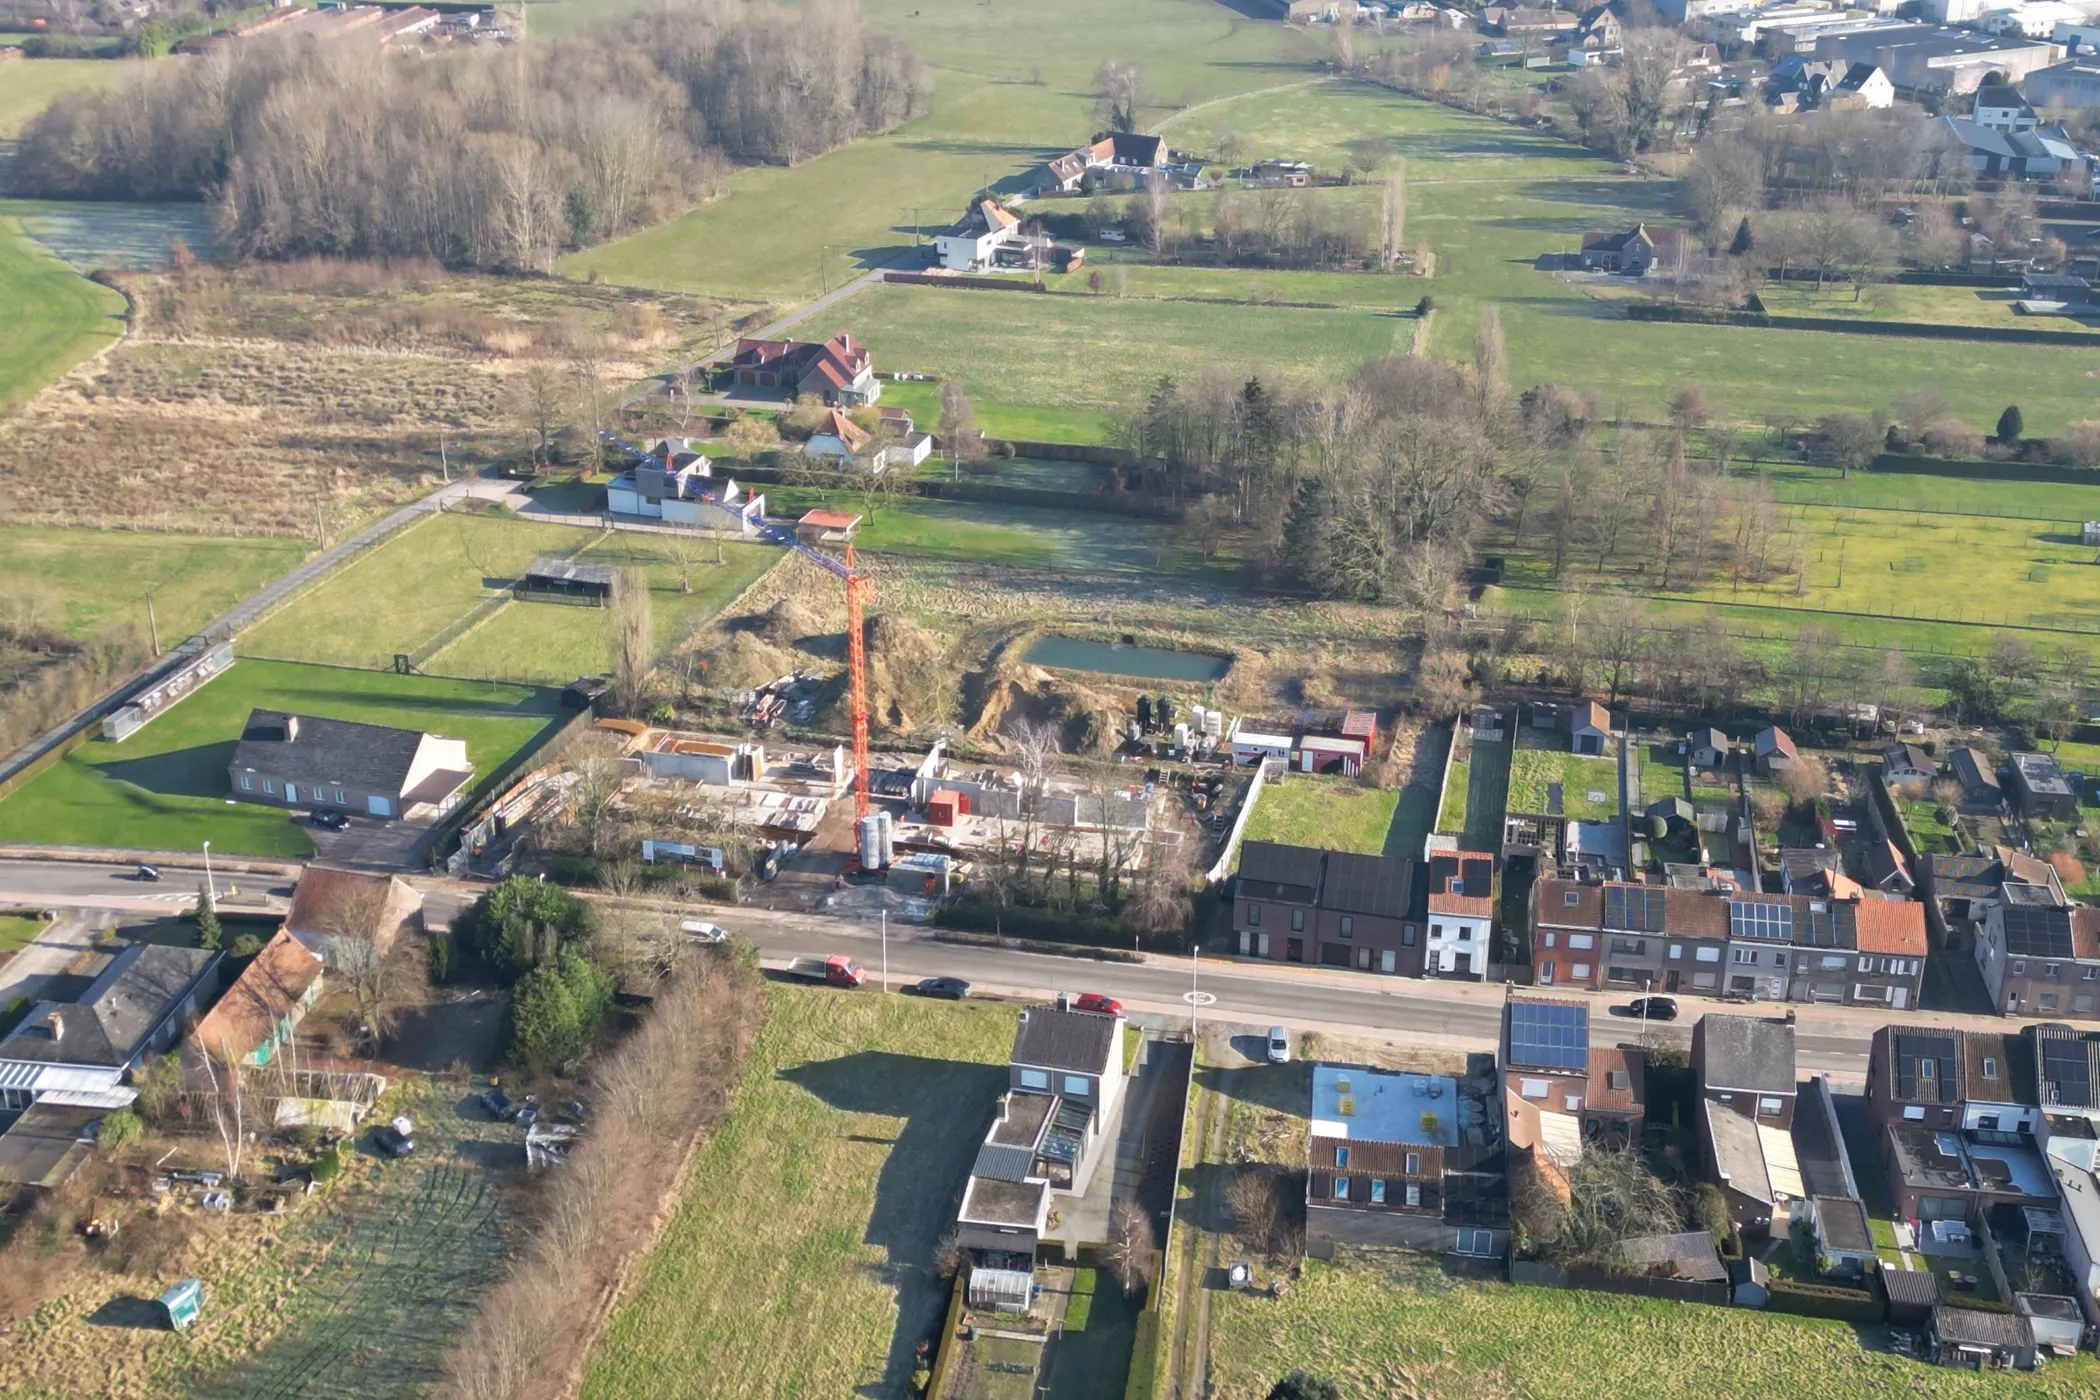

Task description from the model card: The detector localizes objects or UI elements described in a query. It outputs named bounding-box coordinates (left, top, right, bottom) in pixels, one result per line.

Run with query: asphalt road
left=1, top=860, right=1912, bottom=1083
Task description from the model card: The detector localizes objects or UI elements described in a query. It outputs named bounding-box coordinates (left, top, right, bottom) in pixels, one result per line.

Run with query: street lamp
left=881, top=909, right=888, bottom=995
left=202, top=840, right=216, bottom=904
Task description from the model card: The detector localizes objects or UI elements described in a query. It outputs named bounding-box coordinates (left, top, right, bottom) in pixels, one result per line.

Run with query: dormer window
left=1920, top=1060, right=1934, bottom=1080
left=1565, top=890, right=1580, bottom=906
left=1982, top=1058, right=1997, bottom=1080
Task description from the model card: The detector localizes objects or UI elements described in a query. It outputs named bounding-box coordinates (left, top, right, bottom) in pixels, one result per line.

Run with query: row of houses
left=1233, top=841, right=1499, bottom=979
left=0, top=867, right=419, bottom=1190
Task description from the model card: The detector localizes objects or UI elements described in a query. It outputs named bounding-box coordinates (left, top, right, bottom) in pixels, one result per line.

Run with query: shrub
left=456, top=874, right=595, bottom=982
left=1123, top=1310, right=1162, bottom=1400
left=1920, top=417, right=1984, bottom=458
left=230, top=932, right=265, bottom=960
left=1995, top=404, right=2024, bottom=445
left=0, top=996, right=28, bottom=1038
left=1693, top=1183, right=1732, bottom=1246
left=312, top=1143, right=345, bottom=1185
left=1766, top=1277, right=1884, bottom=1324
left=427, top=930, right=454, bottom=985
left=1415, top=294, right=1434, bottom=315
left=98, top=1107, right=142, bottom=1150
left=508, top=946, right=616, bottom=1071
left=1269, top=1375, right=1342, bottom=1400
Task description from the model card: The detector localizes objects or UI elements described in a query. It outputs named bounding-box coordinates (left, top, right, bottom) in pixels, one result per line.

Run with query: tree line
left=12, top=0, right=927, bottom=272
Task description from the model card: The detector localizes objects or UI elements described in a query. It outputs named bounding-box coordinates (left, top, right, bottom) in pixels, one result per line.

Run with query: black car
left=311, top=810, right=350, bottom=831
left=1627, top=996, right=1679, bottom=1022
left=480, top=1088, right=515, bottom=1121
left=134, top=864, right=161, bottom=882
left=912, top=976, right=971, bottom=1000
left=372, top=1123, right=416, bottom=1158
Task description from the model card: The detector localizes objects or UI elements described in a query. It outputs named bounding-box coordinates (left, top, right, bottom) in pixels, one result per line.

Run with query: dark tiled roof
left=1791, top=1081, right=1852, bottom=1200
left=230, top=709, right=432, bottom=796
left=1883, top=1269, right=1942, bottom=1307
left=1617, top=1231, right=1726, bottom=1283
left=1962, top=1031, right=2036, bottom=1106
left=2034, top=1027, right=2100, bottom=1109
left=1010, top=1005, right=1118, bottom=1074
left=1697, top=1015, right=1796, bottom=1096
left=1322, top=851, right=1414, bottom=919
left=1237, top=841, right=1325, bottom=903
left=0, top=943, right=218, bottom=1069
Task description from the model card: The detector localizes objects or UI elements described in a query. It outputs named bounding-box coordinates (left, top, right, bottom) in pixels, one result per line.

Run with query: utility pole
left=202, top=840, right=215, bottom=903
left=881, top=909, right=888, bottom=994
left=143, top=587, right=161, bottom=658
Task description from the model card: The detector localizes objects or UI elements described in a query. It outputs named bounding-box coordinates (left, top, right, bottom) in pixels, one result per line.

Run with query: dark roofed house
left=0, top=942, right=221, bottom=1113
left=1884, top=743, right=1937, bottom=787
left=1949, top=746, right=2002, bottom=808
left=1977, top=900, right=2100, bottom=1020
left=1235, top=844, right=1427, bottom=977
left=1237, top=841, right=1326, bottom=906
left=228, top=709, right=473, bottom=822
left=1689, top=727, right=1730, bottom=769
left=0, top=1103, right=105, bottom=1191
left=515, top=557, right=617, bottom=605
left=1694, top=1013, right=1798, bottom=1127
left=1616, top=1230, right=1727, bottom=1284
left=1753, top=725, right=1798, bottom=775
left=2009, top=751, right=2078, bottom=821
left=1577, top=224, right=1688, bottom=277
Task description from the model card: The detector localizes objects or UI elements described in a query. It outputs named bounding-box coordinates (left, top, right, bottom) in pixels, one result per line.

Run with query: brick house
left=1975, top=897, right=2100, bottom=1020
left=1864, top=1023, right=2055, bottom=1227
left=728, top=331, right=880, bottom=406
left=1304, top=1063, right=1507, bottom=1260
left=1233, top=841, right=1425, bottom=976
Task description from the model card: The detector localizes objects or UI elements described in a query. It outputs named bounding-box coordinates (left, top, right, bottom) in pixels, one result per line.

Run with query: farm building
left=189, top=929, right=325, bottom=1068
left=228, top=710, right=473, bottom=821
left=515, top=558, right=617, bottom=605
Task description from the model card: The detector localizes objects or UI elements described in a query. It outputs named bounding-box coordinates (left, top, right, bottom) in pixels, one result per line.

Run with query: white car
left=680, top=920, right=728, bottom=944
left=1099, top=228, right=1127, bottom=243
left=1266, top=1025, right=1291, bottom=1064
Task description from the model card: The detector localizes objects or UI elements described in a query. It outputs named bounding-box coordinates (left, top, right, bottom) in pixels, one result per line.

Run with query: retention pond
left=1022, top=636, right=1231, bottom=683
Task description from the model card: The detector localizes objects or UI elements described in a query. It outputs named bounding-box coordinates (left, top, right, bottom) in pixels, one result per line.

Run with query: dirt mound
left=754, top=596, right=827, bottom=646
left=694, top=632, right=796, bottom=691
left=964, top=662, right=1124, bottom=756
left=825, top=612, right=955, bottom=736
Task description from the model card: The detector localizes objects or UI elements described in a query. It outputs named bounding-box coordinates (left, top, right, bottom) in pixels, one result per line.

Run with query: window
left=1981, top=1057, right=1998, bottom=1081
left=1903, top=1105, right=1925, bottom=1121
left=1919, top=1060, right=1934, bottom=1080
left=1695, top=946, right=1721, bottom=963
left=1402, top=926, right=1416, bottom=946
left=1521, top=1078, right=1551, bottom=1099
left=1370, top=1179, right=1386, bottom=1204
left=1976, top=1114, right=1999, bottom=1132
left=2040, top=993, right=2059, bottom=1011
left=1380, top=949, right=1397, bottom=974
left=1404, top=1183, right=1422, bottom=1207
left=1291, top=909, right=1304, bottom=933
left=264, top=780, right=278, bottom=795
left=1571, top=963, right=1592, bottom=981
left=239, top=775, right=253, bottom=791
left=1405, top=1152, right=1420, bottom=1174
left=1565, top=890, right=1581, bottom=906
left=1457, top=1229, right=1495, bottom=1256
left=1563, top=1095, right=1583, bottom=1113
left=1758, top=1096, right=1783, bottom=1117
left=2045, top=963, right=2062, bottom=981
left=1693, top=971, right=1719, bottom=990
left=1857, top=957, right=1878, bottom=974
left=1432, top=924, right=1444, bottom=940
left=1333, top=1177, right=1349, bottom=1201
left=1609, top=1070, right=1630, bottom=1092
left=2076, top=994, right=2097, bottom=1013
left=1336, top=1146, right=1350, bottom=1168
left=1340, top=916, right=1354, bottom=938
left=1543, top=933, right=1557, bottom=949
left=1569, top=934, right=1595, bottom=950
left=1539, top=961, right=1556, bottom=984
left=2011, top=959, right=2027, bottom=976
left=1821, top=955, right=1847, bottom=970
left=1733, top=948, right=1756, bottom=965
left=1774, top=953, right=1787, bottom=969
left=1612, top=938, right=1645, bottom=956
left=2084, top=967, right=2099, bottom=981
left=1248, top=904, right=1261, bottom=926
left=1020, top=1069, right=1049, bottom=1090
left=1668, top=943, right=1683, bottom=960
left=1062, top=1075, right=1090, bottom=1097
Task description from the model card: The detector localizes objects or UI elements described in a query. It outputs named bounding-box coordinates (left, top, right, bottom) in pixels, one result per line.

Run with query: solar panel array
left=1507, top=1000, right=1588, bottom=1071
left=2002, top=905, right=2075, bottom=959
left=2040, top=1037, right=2093, bottom=1108
left=1801, top=904, right=1838, bottom=947
left=1604, top=886, right=1666, bottom=933
left=1729, top=901, right=1794, bottom=941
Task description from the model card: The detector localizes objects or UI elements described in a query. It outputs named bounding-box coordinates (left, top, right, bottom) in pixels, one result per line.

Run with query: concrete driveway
left=307, top=811, right=434, bottom=869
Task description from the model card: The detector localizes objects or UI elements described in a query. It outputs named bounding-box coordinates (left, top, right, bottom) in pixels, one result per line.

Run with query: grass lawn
left=1755, top=281, right=2100, bottom=334
left=1897, top=797, right=1961, bottom=856
left=1640, top=743, right=1688, bottom=805
left=0, top=213, right=127, bottom=413
left=0, top=913, right=48, bottom=956
left=1046, top=1268, right=1138, bottom=1400
left=242, top=513, right=599, bottom=669
left=1753, top=462, right=2100, bottom=523
left=1242, top=775, right=1400, bottom=856
left=0, top=526, right=310, bottom=643
left=0, top=58, right=135, bottom=138
left=1508, top=743, right=1619, bottom=822
left=1207, top=1249, right=2100, bottom=1400
left=1438, top=759, right=1470, bottom=834
left=581, top=984, right=1018, bottom=1400
left=427, top=537, right=779, bottom=684
left=0, top=658, right=564, bottom=856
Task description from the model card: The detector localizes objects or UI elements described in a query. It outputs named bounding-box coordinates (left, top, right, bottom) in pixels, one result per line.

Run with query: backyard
left=1205, top=1249, right=2100, bottom=1400
left=0, top=657, right=565, bottom=855
left=1508, top=735, right=1619, bottom=822
left=1241, top=774, right=1401, bottom=857
left=580, top=985, right=1017, bottom=1400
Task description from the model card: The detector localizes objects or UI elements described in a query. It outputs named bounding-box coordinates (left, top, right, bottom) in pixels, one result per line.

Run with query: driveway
left=0, top=912, right=109, bottom=1007
left=307, top=812, right=436, bottom=869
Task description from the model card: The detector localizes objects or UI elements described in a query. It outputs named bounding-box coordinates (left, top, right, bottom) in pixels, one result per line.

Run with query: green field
left=1508, top=742, right=1618, bottom=822
left=0, top=526, right=309, bottom=642
left=428, top=536, right=779, bottom=683
left=1242, top=775, right=1400, bottom=855
left=0, top=658, right=564, bottom=855
left=241, top=514, right=600, bottom=670
left=1755, top=463, right=2100, bottom=521
left=1755, top=281, right=2100, bottom=334
left=0, top=913, right=47, bottom=956
left=0, top=213, right=127, bottom=413
left=0, top=58, right=132, bottom=138
left=582, top=985, right=1016, bottom=1400
left=1206, top=1249, right=2100, bottom=1400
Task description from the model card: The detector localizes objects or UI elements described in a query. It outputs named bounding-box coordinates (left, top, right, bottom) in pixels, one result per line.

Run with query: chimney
left=1055, top=993, right=1070, bottom=1012
left=46, top=1010, right=63, bottom=1043
left=285, top=715, right=300, bottom=742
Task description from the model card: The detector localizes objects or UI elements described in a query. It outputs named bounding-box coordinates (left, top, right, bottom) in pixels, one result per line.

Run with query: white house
left=1973, top=82, right=2039, bottom=130
left=1425, top=852, right=1495, bottom=979
left=607, top=440, right=765, bottom=534
left=1832, top=62, right=1896, bottom=108
left=933, top=199, right=1030, bottom=273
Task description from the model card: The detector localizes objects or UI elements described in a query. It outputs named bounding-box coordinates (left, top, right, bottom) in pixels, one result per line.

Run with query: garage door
left=367, top=795, right=393, bottom=818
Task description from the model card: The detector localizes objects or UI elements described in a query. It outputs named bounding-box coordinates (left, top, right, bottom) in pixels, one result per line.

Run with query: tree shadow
left=1192, top=1060, right=1307, bottom=1116
left=779, top=1050, right=1008, bottom=1400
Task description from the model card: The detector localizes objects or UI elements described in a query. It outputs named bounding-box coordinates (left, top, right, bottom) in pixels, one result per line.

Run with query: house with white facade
left=0, top=943, right=222, bottom=1113
left=1424, top=851, right=1496, bottom=979
left=607, top=439, right=765, bottom=534
left=932, top=199, right=1051, bottom=273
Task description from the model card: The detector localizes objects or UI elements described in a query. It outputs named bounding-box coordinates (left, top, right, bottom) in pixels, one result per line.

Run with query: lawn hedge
left=1765, top=1277, right=1885, bottom=1324
left=1123, top=1309, right=1161, bottom=1400
left=932, top=900, right=1139, bottom=948
left=1624, top=302, right=2100, bottom=348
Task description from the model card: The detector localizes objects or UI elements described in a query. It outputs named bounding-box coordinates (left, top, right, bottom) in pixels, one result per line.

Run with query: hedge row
left=931, top=900, right=1137, bottom=948
left=1766, top=1277, right=1886, bottom=1324
left=1624, top=301, right=2100, bottom=348
left=1870, top=453, right=2100, bottom=486
left=731, top=464, right=1178, bottom=519
left=1123, top=1309, right=1162, bottom=1400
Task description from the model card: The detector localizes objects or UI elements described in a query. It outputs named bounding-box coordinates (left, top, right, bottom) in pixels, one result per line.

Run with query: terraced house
left=1976, top=895, right=2100, bottom=1021
left=1528, top=877, right=1927, bottom=1008
left=1233, top=841, right=1428, bottom=976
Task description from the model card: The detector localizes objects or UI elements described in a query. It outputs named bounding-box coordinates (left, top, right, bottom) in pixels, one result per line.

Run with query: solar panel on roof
left=2003, top=906, right=2074, bottom=959
left=2041, top=1038, right=2092, bottom=1107
left=1602, top=887, right=1664, bottom=933
left=1508, top=1001, right=1588, bottom=1070
left=1729, top=901, right=1793, bottom=941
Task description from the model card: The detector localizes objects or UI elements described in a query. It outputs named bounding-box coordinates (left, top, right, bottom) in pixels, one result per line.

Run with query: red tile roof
left=190, top=929, right=322, bottom=1064
left=2073, top=908, right=2100, bottom=960
left=1587, top=1046, right=1645, bottom=1113
left=797, top=508, right=861, bottom=531
left=1851, top=897, right=1927, bottom=956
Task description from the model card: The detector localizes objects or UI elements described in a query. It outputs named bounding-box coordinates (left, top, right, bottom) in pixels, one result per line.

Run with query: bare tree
left=1379, top=162, right=1407, bottom=271
left=607, top=567, right=654, bottom=714
left=317, top=880, right=402, bottom=1052
left=196, top=1044, right=249, bottom=1181
left=1226, top=1170, right=1281, bottom=1255
left=1103, top=1199, right=1157, bottom=1295
left=514, top=357, right=571, bottom=473
left=1093, top=59, right=1148, bottom=132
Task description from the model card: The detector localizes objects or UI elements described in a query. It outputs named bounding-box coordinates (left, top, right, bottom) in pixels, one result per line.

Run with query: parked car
left=1099, top=227, right=1127, bottom=243
left=680, top=920, right=728, bottom=944
left=1266, top=1026, right=1291, bottom=1064
left=514, top=1096, right=541, bottom=1129
left=912, top=976, right=970, bottom=1000
left=480, top=1088, right=515, bottom=1121
left=785, top=955, right=866, bottom=988
left=372, top=1122, right=416, bottom=1158
left=134, top=864, right=161, bottom=882
left=311, top=810, right=350, bottom=831
left=1074, top=993, right=1123, bottom=1016
left=1627, top=996, right=1679, bottom=1022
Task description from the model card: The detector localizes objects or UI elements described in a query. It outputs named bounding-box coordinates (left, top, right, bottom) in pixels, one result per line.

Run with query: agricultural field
left=1507, top=739, right=1618, bottom=822
left=0, top=657, right=565, bottom=855
left=0, top=1078, right=514, bottom=1400
left=428, top=535, right=780, bottom=684
left=1205, top=1248, right=2100, bottom=1400
left=0, top=526, right=310, bottom=644
left=1754, top=280, right=2100, bottom=333
left=1242, top=774, right=1400, bottom=856
left=580, top=984, right=1017, bottom=1400
left=0, top=58, right=133, bottom=138
left=0, top=213, right=126, bottom=414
